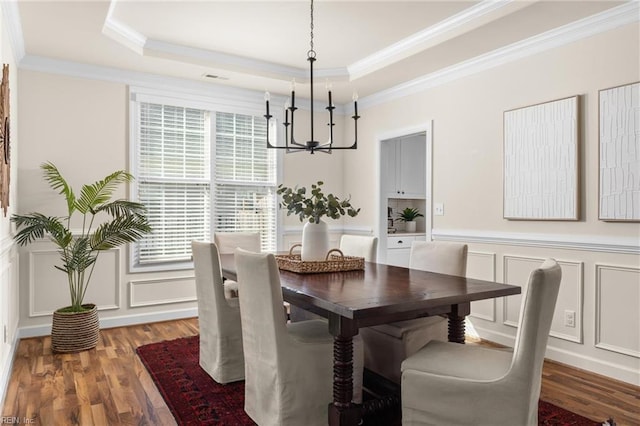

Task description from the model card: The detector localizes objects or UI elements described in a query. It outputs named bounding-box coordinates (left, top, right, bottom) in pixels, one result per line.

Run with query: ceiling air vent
left=203, top=74, right=229, bottom=81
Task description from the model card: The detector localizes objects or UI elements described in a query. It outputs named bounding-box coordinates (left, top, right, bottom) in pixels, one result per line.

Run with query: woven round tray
left=275, top=245, right=365, bottom=274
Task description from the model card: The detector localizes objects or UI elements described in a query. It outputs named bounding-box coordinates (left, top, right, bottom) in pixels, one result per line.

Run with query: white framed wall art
left=503, top=96, right=579, bottom=220
left=599, top=81, right=640, bottom=222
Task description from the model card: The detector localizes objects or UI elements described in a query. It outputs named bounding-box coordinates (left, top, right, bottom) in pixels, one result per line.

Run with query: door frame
left=376, top=121, right=433, bottom=262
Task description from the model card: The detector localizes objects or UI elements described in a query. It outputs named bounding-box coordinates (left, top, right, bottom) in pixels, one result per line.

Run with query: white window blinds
left=131, top=95, right=278, bottom=270
left=214, top=112, right=277, bottom=252
left=135, top=102, right=211, bottom=265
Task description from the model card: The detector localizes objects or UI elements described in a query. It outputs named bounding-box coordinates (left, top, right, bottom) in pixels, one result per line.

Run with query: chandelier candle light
left=264, top=0, right=359, bottom=154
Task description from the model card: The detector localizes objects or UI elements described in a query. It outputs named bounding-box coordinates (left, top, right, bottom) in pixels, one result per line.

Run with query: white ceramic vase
left=405, top=221, right=417, bottom=233
left=301, top=220, right=330, bottom=261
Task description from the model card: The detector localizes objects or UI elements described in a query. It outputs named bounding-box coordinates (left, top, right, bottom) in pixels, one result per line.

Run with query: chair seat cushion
left=287, top=319, right=334, bottom=344
left=371, top=316, right=445, bottom=339
left=402, top=340, right=513, bottom=381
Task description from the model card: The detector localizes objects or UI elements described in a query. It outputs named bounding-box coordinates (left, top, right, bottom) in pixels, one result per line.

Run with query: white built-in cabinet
left=382, top=135, right=426, bottom=199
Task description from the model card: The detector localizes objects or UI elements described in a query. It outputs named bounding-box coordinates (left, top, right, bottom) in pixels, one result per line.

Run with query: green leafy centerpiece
left=11, top=162, right=151, bottom=352
left=278, top=181, right=359, bottom=260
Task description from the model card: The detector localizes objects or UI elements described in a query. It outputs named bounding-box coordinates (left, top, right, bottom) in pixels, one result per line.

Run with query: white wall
left=344, top=22, right=640, bottom=385
left=0, top=2, right=21, bottom=408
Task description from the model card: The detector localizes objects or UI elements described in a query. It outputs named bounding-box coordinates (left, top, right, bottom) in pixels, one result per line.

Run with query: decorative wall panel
left=29, top=248, right=120, bottom=316
left=503, top=255, right=583, bottom=343
left=504, top=96, right=579, bottom=220
left=129, top=276, right=197, bottom=307
left=595, top=264, right=640, bottom=358
left=467, top=251, right=497, bottom=322
left=599, top=82, right=640, bottom=221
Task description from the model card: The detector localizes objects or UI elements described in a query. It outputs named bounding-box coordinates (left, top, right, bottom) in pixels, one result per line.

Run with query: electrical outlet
left=564, top=310, right=575, bottom=328
left=3, top=325, right=6, bottom=343
left=434, top=203, right=444, bottom=216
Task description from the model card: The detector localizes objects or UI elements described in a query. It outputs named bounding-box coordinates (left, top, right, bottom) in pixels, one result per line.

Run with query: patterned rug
left=137, top=336, right=602, bottom=426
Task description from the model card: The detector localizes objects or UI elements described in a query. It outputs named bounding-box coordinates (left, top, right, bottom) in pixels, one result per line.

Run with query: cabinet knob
left=398, top=240, right=403, bottom=244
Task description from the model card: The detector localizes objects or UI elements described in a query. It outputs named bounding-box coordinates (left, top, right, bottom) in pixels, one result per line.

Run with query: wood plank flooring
left=2, top=318, right=639, bottom=425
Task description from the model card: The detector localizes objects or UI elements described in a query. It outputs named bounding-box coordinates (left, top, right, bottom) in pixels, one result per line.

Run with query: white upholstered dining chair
left=401, top=258, right=562, bottom=425
left=213, top=232, right=261, bottom=298
left=214, top=231, right=261, bottom=254
left=339, top=234, right=379, bottom=262
left=234, top=249, right=364, bottom=426
left=360, top=240, right=468, bottom=383
left=191, top=241, right=244, bottom=383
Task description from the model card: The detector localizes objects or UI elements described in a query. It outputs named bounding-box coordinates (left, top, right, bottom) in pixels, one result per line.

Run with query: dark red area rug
left=137, top=336, right=602, bottom=426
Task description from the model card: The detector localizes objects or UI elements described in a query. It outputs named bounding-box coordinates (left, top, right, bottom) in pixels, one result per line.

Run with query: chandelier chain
left=264, top=0, right=359, bottom=153
left=309, top=0, right=314, bottom=54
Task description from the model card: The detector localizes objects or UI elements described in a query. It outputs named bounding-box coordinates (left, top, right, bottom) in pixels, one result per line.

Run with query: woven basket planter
left=51, top=303, right=100, bottom=353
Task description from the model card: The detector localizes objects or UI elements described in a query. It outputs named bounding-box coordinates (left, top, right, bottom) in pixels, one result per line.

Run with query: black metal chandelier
left=264, top=0, right=359, bottom=154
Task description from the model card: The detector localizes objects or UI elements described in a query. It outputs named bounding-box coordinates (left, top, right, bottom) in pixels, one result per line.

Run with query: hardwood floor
left=2, top=318, right=639, bottom=425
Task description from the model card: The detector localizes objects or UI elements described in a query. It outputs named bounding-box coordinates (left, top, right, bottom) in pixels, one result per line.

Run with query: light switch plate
left=434, top=203, right=444, bottom=216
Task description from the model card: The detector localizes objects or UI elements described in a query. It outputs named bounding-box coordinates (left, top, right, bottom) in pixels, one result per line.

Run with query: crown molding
left=102, top=0, right=146, bottom=55
left=18, top=54, right=348, bottom=115
left=1, top=0, right=25, bottom=62
left=12, top=1, right=639, bottom=114
left=359, top=1, right=640, bottom=110
left=102, top=0, right=311, bottom=83
left=143, top=38, right=308, bottom=82
left=432, top=229, right=640, bottom=255
left=348, top=0, right=518, bottom=80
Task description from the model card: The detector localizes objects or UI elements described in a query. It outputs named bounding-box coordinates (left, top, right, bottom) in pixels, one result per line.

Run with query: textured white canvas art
left=599, top=82, right=640, bottom=221
left=503, top=96, right=579, bottom=220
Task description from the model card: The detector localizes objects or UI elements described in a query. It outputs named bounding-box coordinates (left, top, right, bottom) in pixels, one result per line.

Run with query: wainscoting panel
left=129, top=276, right=197, bottom=308
left=503, top=255, right=583, bottom=343
left=29, top=248, right=120, bottom=317
left=595, top=264, right=640, bottom=358
left=467, top=251, right=497, bottom=322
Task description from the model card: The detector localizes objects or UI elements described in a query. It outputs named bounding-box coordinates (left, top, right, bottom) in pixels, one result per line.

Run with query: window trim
left=128, top=86, right=283, bottom=273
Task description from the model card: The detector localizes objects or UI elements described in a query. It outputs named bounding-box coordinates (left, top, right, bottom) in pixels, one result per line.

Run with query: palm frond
left=90, top=215, right=152, bottom=250
left=58, top=237, right=97, bottom=273
left=93, top=200, right=147, bottom=218
left=41, top=162, right=76, bottom=215
left=76, top=170, right=133, bottom=214
left=11, top=213, right=71, bottom=247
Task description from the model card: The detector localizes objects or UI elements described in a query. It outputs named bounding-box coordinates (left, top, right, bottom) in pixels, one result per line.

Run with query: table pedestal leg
left=328, top=315, right=361, bottom=426
left=448, top=303, right=470, bottom=344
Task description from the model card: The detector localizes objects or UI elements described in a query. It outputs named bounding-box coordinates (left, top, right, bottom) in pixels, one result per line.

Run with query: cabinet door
left=398, top=137, right=426, bottom=198
left=386, top=248, right=411, bottom=267
left=382, top=141, right=400, bottom=197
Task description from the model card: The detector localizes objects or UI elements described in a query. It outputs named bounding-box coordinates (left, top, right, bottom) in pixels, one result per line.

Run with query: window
left=214, top=112, right=277, bottom=251
left=130, top=90, right=278, bottom=271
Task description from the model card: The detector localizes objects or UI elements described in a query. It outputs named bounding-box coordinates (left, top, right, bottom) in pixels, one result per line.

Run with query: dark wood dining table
left=219, top=254, right=521, bottom=426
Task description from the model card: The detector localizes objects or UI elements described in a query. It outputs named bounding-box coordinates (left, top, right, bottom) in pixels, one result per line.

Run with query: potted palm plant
left=278, top=181, right=359, bottom=261
left=11, top=162, right=151, bottom=353
left=397, top=207, right=423, bottom=233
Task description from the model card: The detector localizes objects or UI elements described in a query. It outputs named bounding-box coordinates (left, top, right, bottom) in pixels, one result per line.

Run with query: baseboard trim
left=474, top=326, right=639, bottom=386
left=0, top=331, right=20, bottom=411
left=17, top=308, right=198, bottom=339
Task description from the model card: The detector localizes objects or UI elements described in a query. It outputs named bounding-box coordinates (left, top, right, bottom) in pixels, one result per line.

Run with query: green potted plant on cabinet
left=397, top=207, right=423, bottom=233
left=11, top=162, right=151, bottom=353
left=278, top=181, right=360, bottom=261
